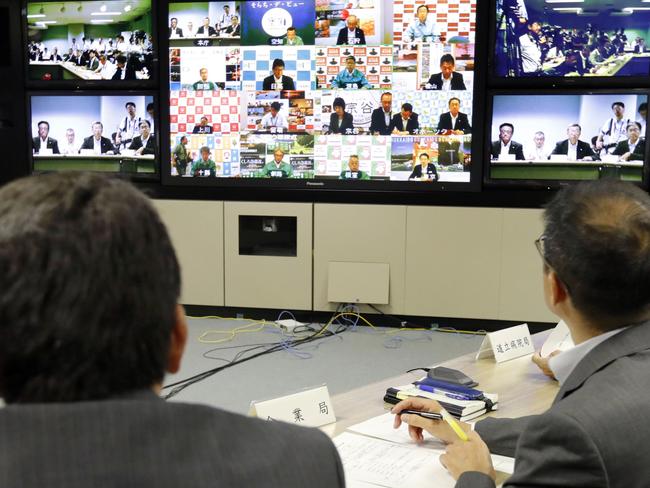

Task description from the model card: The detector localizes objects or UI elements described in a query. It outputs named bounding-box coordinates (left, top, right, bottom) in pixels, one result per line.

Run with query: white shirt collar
left=549, top=326, right=629, bottom=386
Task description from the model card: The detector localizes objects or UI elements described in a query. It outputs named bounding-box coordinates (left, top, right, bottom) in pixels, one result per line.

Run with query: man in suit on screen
left=490, top=122, right=525, bottom=160
left=437, top=97, right=472, bottom=135
left=612, top=122, right=646, bottom=161
left=32, top=120, right=60, bottom=154
left=128, top=120, right=156, bottom=156
left=0, top=172, right=346, bottom=488
left=551, top=124, right=598, bottom=161
left=369, top=92, right=394, bottom=135
left=80, top=121, right=118, bottom=154
left=425, top=54, right=467, bottom=91
left=336, top=15, right=366, bottom=45
left=391, top=103, right=420, bottom=135
left=262, top=59, right=296, bottom=91
left=392, top=179, right=650, bottom=488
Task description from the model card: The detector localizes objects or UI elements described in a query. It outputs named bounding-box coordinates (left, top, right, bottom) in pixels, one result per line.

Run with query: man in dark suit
left=393, top=179, right=650, bottom=488
left=32, top=120, right=60, bottom=154
left=490, top=122, right=525, bottom=160
left=613, top=122, right=645, bottom=161
left=391, top=103, right=420, bottom=135
left=336, top=15, right=366, bottom=45
left=0, top=172, right=345, bottom=488
left=128, top=120, right=156, bottom=156
left=551, top=124, right=599, bottom=161
left=80, top=121, right=118, bottom=154
left=169, top=17, right=183, bottom=37
left=196, top=16, right=217, bottom=37
left=87, top=50, right=99, bottom=71
left=408, top=152, right=438, bottom=181
left=437, top=97, right=472, bottom=134
left=111, top=55, right=136, bottom=81
left=369, top=92, right=393, bottom=135
left=425, top=54, right=466, bottom=90
left=262, top=59, right=296, bottom=90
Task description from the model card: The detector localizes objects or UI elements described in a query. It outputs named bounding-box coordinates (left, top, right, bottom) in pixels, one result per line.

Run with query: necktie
left=115, top=67, right=122, bottom=79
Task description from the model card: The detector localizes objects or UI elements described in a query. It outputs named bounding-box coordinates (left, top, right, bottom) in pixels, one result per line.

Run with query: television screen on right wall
left=487, top=91, right=648, bottom=186
left=493, top=0, right=650, bottom=78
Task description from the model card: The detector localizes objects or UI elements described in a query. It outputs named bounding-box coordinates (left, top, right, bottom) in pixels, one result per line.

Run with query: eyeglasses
left=534, top=234, right=571, bottom=293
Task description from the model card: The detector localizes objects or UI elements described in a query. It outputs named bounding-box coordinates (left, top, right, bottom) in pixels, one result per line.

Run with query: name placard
left=475, top=323, right=535, bottom=363
left=249, top=385, right=336, bottom=427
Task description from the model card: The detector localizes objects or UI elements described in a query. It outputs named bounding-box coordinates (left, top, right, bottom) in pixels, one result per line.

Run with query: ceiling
left=27, top=0, right=150, bottom=26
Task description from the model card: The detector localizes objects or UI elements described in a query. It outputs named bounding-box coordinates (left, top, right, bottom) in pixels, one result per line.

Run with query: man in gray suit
left=392, top=179, right=650, bottom=487
left=0, top=173, right=345, bottom=488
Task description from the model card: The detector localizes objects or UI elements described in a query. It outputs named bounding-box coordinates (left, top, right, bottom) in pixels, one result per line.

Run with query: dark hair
left=402, top=103, right=413, bottom=112
left=448, top=97, right=460, bottom=106
left=0, top=173, right=180, bottom=403
left=568, top=123, right=582, bottom=132
left=543, top=179, right=650, bottom=325
left=270, top=101, right=282, bottom=111
left=417, top=4, right=429, bottom=13
left=333, top=97, right=346, bottom=110
left=419, top=152, right=430, bottom=159
left=272, top=58, right=285, bottom=69
left=37, top=120, right=50, bottom=129
left=639, top=102, right=647, bottom=112
left=440, top=54, right=455, bottom=66
left=611, top=101, right=625, bottom=109
left=499, top=122, right=514, bottom=132
left=346, top=55, right=356, bottom=62
left=139, top=119, right=151, bottom=128
left=287, top=26, right=296, bottom=33
left=116, top=55, right=127, bottom=64
left=200, top=145, right=210, bottom=153
left=125, top=102, right=136, bottom=109
left=170, top=17, right=178, bottom=22
left=627, top=122, right=642, bottom=131
left=146, top=102, right=154, bottom=111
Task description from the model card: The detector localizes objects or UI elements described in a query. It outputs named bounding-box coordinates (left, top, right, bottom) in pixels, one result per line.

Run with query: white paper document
left=347, top=412, right=446, bottom=448
left=334, top=432, right=455, bottom=488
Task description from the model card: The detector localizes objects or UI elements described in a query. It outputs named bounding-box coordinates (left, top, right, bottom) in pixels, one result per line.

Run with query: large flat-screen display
left=25, top=0, right=155, bottom=84
left=164, top=0, right=480, bottom=190
left=488, top=91, right=648, bottom=185
left=29, top=93, right=159, bottom=177
left=494, top=0, right=650, bottom=78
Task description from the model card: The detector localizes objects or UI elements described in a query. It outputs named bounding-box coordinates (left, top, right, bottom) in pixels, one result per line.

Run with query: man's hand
left=440, top=431, right=496, bottom=481
left=532, top=350, right=559, bottom=379
left=392, top=397, right=470, bottom=444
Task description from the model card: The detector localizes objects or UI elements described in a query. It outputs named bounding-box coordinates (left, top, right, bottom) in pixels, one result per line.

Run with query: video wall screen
left=489, top=92, right=648, bottom=182
left=30, top=93, right=158, bottom=176
left=167, top=0, right=478, bottom=185
left=26, top=0, right=154, bottom=83
left=494, top=0, right=650, bottom=78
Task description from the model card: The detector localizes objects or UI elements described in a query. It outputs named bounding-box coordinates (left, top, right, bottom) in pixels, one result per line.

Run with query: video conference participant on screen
left=437, top=97, right=472, bottom=135
left=117, top=102, right=142, bottom=149
left=391, top=103, right=420, bottom=135
left=191, top=146, right=218, bottom=176
left=87, top=50, right=100, bottom=71
left=339, top=155, right=369, bottom=179
left=259, top=148, right=294, bottom=178
left=596, top=102, right=632, bottom=155
left=193, top=116, right=213, bottom=134
left=80, top=122, right=118, bottom=155
left=128, top=121, right=156, bottom=156
left=95, top=54, right=115, bottom=79
left=519, top=21, right=544, bottom=75
left=551, top=124, right=598, bottom=161
left=370, top=92, right=393, bottom=135
left=336, top=15, right=366, bottom=45
left=61, top=129, right=78, bottom=155
left=193, top=68, right=224, bottom=91
left=404, top=5, right=439, bottom=43
left=259, top=102, right=289, bottom=132
left=331, top=56, right=370, bottom=89
left=32, top=120, right=60, bottom=155
left=222, top=16, right=241, bottom=37
left=172, top=135, right=190, bottom=176
left=409, top=153, right=438, bottom=181
left=111, top=55, right=136, bottom=81
left=283, top=27, right=304, bottom=45
left=196, top=17, right=217, bottom=37
left=425, top=54, right=466, bottom=91
left=526, top=131, right=551, bottom=161
left=217, top=5, right=235, bottom=31
left=169, top=18, right=183, bottom=38
left=490, top=122, right=525, bottom=160
left=262, top=59, right=296, bottom=91
left=327, top=97, right=354, bottom=135
left=613, top=122, right=645, bottom=162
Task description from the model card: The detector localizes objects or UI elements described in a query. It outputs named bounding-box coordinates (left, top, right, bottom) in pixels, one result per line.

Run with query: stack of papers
left=335, top=413, right=515, bottom=488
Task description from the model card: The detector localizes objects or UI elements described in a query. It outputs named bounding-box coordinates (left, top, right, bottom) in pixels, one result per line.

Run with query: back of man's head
left=544, top=179, right=650, bottom=327
left=0, top=173, right=180, bottom=403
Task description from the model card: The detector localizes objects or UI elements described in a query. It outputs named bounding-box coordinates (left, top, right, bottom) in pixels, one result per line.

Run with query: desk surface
left=329, top=330, right=557, bottom=436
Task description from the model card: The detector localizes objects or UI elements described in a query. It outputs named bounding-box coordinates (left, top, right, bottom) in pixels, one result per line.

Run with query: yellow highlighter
left=440, top=408, right=469, bottom=442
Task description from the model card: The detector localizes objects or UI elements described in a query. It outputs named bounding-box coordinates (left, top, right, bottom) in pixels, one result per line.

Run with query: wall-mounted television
left=24, top=0, right=156, bottom=87
left=486, top=90, right=649, bottom=188
left=29, top=92, right=159, bottom=178
left=161, top=0, right=483, bottom=192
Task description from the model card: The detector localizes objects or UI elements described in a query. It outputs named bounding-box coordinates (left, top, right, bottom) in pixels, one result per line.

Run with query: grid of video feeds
left=26, top=0, right=154, bottom=81
left=494, top=0, right=650, bottom=78
left=489, top=92, right=648, bottom=181
left=168, top=0, right=477, bottom=183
